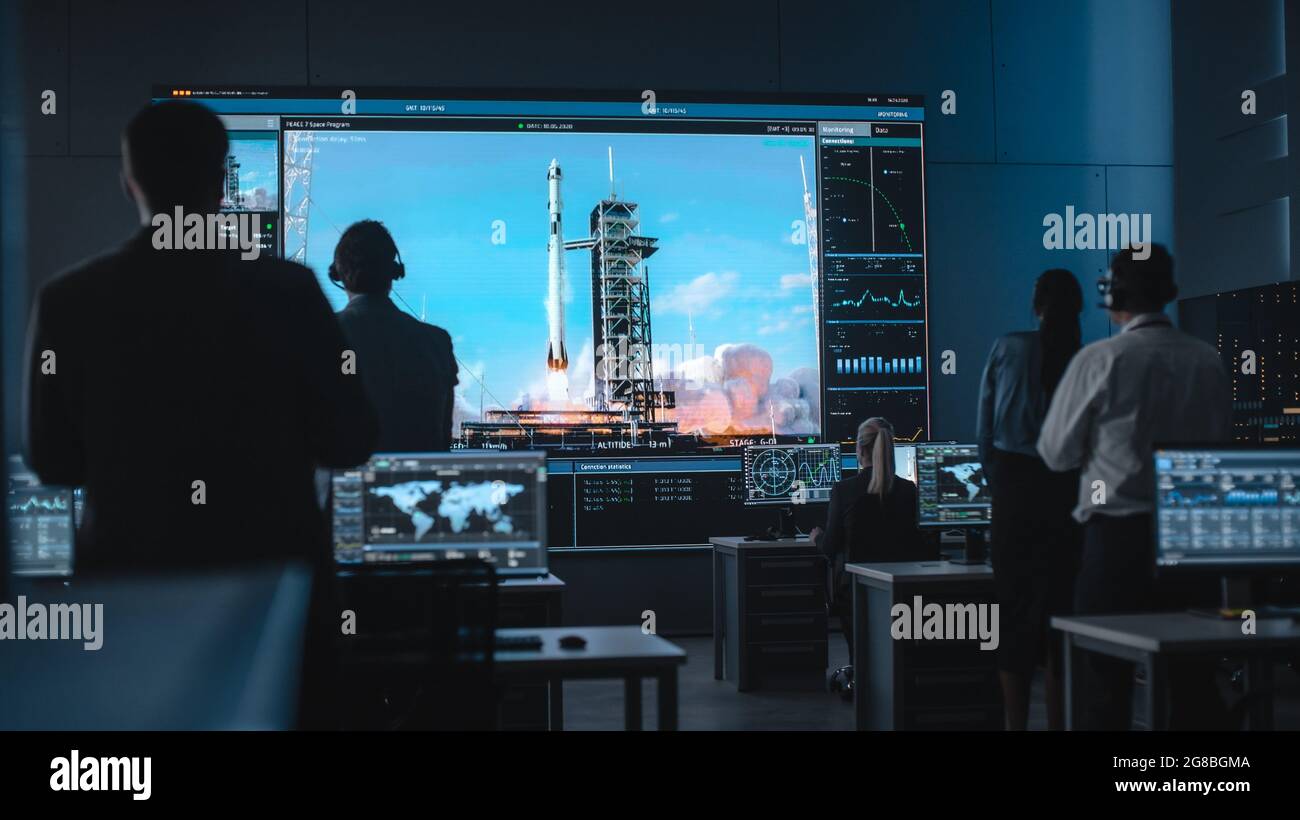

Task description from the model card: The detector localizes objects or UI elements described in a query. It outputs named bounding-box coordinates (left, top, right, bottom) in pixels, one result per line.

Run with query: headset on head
left=1095, top=251, right=1177, bottom=312
left=328, top=243, right=406, bottom=290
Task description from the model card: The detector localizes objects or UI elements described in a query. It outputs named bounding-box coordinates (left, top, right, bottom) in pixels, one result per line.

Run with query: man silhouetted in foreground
left=23, top=101, right=377, bottom=572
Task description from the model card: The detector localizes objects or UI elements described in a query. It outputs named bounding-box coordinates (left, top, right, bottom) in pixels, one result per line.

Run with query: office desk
left=498, top=574, right=565, bottom=729
left=710, top=536, right=828, bottom=691
left=495, top=626, right=687, bottom=730
left=0, top=563, right=312, bottom=730
left=1053, top=613, right=1300, bottom=730
left=847, top=561, right=1001, bottom=730
left=336, top=569, right=565, bottom=730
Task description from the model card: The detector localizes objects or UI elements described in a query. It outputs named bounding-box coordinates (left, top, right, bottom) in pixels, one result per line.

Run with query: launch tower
left=565, top=151, right=674, bottom=421
left=283, top=131, right=315, bottom=264
left=224, top=154, right=242, bottom=210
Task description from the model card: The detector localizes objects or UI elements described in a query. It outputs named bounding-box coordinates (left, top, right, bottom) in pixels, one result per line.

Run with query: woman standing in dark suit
left=976, top=269, right=1084, bottom=730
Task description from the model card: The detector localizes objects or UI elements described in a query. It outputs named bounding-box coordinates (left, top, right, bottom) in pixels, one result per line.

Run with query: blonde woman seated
left=810, top=417, right=933, bottom=695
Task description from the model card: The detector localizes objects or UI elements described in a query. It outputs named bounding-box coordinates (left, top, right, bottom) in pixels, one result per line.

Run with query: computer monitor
left=840, top=443, right=916, bottom=482
left=6, top=478, right=74, bottom=578
left=915, top=443, right=991, bottom=563
left=915, top=443, right=992, bottom=527
left=332, top=451, right=548, bottom=576
left=743, top=443, right=843, bottom=506
left=893, top=444, right=917, bottom=483
left=1154, top=446, right=1300, bottom=571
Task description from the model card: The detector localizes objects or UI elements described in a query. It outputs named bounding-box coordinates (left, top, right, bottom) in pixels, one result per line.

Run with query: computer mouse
left=559, top=634, right=587, bottom=649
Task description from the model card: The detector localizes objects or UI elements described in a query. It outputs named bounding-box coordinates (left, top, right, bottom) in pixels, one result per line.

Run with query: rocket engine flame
left=546, top=370, right=570, bottom=402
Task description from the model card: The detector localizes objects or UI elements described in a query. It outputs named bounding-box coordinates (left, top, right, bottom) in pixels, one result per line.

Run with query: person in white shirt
left=1037, top=244, right=1231, bottom=730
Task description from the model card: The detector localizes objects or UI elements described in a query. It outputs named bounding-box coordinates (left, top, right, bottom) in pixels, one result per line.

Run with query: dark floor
left=562, top=634, right=1047, bottom=730
left=563, top=634, right=1299, bottom=731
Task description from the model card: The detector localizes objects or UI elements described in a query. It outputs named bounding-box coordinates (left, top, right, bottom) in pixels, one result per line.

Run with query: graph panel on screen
left=1154, top=447, right=1300, bottom=569
left=820, top=121, right=929, bottom=446
left=173, top=87, right=928, bottom=547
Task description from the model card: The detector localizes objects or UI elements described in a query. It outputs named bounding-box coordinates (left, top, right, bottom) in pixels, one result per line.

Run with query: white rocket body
left=546, top=158, right=568, bottom=372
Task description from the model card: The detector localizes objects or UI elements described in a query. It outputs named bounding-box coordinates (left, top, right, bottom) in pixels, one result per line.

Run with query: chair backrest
left=843, top=481, right=935, bottom=564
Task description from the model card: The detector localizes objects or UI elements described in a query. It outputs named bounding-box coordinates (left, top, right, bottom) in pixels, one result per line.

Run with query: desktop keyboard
left=496, top=634, right=544, bottom=651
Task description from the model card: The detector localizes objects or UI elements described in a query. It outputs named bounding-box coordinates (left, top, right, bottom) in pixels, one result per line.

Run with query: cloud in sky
left=658, top=271, right=738, bottom=317
left=780, top=272, right=811, bottom=291
left=757, top=313, right=812, bottom=337
left=659, top=212, right=680, bottom=224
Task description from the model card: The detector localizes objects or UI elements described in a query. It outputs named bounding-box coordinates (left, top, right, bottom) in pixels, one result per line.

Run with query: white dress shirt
left=1037, top=312, right=1231, bottom=522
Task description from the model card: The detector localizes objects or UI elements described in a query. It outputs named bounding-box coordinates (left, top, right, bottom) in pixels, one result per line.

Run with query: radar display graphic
left=743, top=443, right=842, bottom=505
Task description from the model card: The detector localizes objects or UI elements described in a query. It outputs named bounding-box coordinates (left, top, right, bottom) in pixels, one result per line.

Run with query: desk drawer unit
left=747, top=612, right=826, bottom=643
left=714, top=540, right=829, bottom=692
left=856, top=573, right=1003, bottom=730
left=746, top=555, right=826, bottom=587
left=750, top=640, right=830, bottom=676
left=749, top=584, right=825, bottom=613
left=743, top=553, right=827, bottom=690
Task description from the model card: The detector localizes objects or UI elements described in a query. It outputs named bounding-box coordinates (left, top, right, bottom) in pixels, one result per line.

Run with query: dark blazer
left=336, top=293, right=458, bottom=453
left=817, top=471, right=932, bottom=591
left=23, top=229, right=378, bottom=572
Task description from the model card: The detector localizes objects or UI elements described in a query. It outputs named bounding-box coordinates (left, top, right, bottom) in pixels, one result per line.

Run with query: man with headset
left=1037, top=243, right=1230, bottom=729
left=330, top=220, right=459, bottom=452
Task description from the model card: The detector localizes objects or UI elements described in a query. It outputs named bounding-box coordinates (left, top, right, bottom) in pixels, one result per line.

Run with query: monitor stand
left=1187, top=577, right=1300, bottom=620
left=746, top=506, right=798, bottom=541
left=946, top=529, right=988, bottom=565
left=1188, top=576, right=1254, bottom=619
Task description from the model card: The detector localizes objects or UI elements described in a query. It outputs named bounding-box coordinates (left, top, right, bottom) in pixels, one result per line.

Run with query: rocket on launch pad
left=545, top=158, right=568, bottom=373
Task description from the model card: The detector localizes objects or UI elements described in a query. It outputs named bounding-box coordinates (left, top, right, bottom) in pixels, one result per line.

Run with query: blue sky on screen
left=228, top=135, right=279, bottom=202
left=296, top=129, right=818, bottom=409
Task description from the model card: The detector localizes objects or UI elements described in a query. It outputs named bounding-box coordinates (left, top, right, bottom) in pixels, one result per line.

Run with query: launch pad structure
left=462, top=150, right=680, bottom=451
left=462, top=408, right=682, bottom=450
left=283, top=131, right=315, bottom=265
left=572, top=181, right=676, bottom=422
left=224, top=154, right=242, bottom=210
